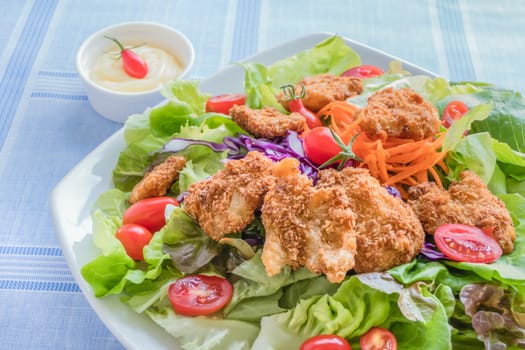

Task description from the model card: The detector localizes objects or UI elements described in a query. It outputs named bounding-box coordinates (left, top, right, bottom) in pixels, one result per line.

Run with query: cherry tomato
left=442, top=100, right=469, bottom=128
left=205, top=94, right=246, bottom=114
left=303, top=127, right=343, bottom=165
left=300, top=334, right=352, bottom=350
left=360, top=327, right=397, bottom=350
left=105, top=36, right=148, bottom=79
left=288, top=99, right=322, bottom=129
left=168, top=275, right=233, bottom=316
left=280, top=84, right=322, bottom=129
left=434, top=224, right=502, bottom=263
left=342, top=65, right=384, bottom=79
left=123, top=196, right=178, bottom=233
left=115, top=224, right=152, bottom=260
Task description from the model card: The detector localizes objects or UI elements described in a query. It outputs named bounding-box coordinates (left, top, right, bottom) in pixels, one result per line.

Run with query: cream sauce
left=90, top=45, right=182, bottom=92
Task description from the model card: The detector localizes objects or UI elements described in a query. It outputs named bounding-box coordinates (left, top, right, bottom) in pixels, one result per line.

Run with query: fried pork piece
left=278, top=73, right=363, bottom=112
left=359, top=87, right=441, bottom=141
left=129, top=155, right=186, bottom=204
left=317, top=167, right=425, bottom=273
left=183, top=151, right=276, bottom=240
left=408, top=170, right=516, bottom=254
left=261, top=158, right=357, bottom=283
left=229, top=105, right=306, bottom=138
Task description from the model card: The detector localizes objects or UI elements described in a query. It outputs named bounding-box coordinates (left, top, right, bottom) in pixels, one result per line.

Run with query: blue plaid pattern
left=1, top=0, right=524, bottom=348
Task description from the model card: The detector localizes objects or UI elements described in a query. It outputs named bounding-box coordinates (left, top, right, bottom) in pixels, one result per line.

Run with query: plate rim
left=51, top=32, right=438, bottom=350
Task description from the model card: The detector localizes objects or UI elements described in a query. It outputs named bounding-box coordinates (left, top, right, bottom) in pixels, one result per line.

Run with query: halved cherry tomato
left=434, top=224, right=502, bottom=263
left=168, top=275, right=233, bottom=316
left=442, top=100, right=469, bottom=128
left=205, top=93, right=246, bottom=114
left=342, top=65, right=384, bottom=78
left=123, top=196, right=178, bottom=233
left=303, top=127, right=344, bottom=166
left=115, top=224, right=152, bottom=260
left=360, top=327, right=397, bottom=350
left=300, top=334, right=352, bottom=350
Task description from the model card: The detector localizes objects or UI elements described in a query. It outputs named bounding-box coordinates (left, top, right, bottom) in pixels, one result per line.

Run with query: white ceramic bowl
left=76, top=22, right=195, bottom=123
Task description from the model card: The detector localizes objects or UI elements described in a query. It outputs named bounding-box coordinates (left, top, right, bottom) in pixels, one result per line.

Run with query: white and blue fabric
left=1, top=1, right=524, bottom=348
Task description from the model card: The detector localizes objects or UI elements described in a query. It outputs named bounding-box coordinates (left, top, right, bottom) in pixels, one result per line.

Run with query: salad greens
left=81, top=35, right=525, bottom=349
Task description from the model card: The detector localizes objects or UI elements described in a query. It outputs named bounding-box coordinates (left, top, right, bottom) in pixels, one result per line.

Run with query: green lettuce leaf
left=436, top=85, right=525, bottom=153
left=268, top=35, right=361, bottom=89
left=224, top=251, right=319, bottom=320
left=243, top=63, right=286, bottom=112
left=162, top=207, right=221, bottom=274
left=442, top=103, right=493, bottom=152
left=81, top=191, right=179, bottom=297
left=251, top=273, right=452, bottom=350
left=243, top=35, right=361, bottom=111
left=149, top=80, right=210, bottom=138
left=147, top=300, right=260, bottom=350
left=446, top=132, right=498, bottom=184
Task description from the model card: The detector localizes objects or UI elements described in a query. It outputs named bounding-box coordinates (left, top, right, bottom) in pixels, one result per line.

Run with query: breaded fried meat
left=408, top=170, right=515, bottom=253
left=129, top=155, right=186, bottom=204
left=359, top=87, right=441, bottom=141
left=229, top=105, right=306, bottom=138
left=278, top=73, right=363, bottom=112
left=317, top=167, right=425, bottom=273
left=183, top=151, right=276, bottom=240
left=261, top=158, right=357, bottom=283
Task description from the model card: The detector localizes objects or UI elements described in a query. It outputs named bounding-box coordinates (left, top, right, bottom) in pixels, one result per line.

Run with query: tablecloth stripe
left=0, top=280, right=80, bottom=292
left=0, top=245, right=62, bottom=256
left=0, top=0, right=58, bottom=151
left=436, top=0, right=476, bottom=81
left=38, top=70, right=80, bottom=79
left=428, top=0, right=450, bottom=78
left=230, top=0, right=261, bottom=61
left=0, top=245, right=80, bottom=293
left=30, top=92, right=88, bottom=101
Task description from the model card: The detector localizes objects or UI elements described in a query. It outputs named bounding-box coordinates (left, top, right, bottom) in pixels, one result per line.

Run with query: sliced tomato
left=168, top=275, right=233, bottom=316
left=303, top=127, right=343, bottom=166
left=434, top=224, right=502, bottom=263
left=123, top=196, right=178, bottom=233
left=360, top=327, right=397, bottom=350
left=115, top=224, right=152, bottom=260
left=442, top=100, right=469, bottom=128
left=205, top=93, right=246, bottom=114
left=342, top=65, right=384, bottom=78
left=300, top=334, right=352, bottom=350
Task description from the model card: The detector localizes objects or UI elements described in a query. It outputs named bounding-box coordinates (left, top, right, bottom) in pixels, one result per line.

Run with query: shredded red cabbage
left=420, top=241, right=447, bottom=261
left=385, top=186, right=401, bottom=198
left=162, top=131, right=319, bottom=179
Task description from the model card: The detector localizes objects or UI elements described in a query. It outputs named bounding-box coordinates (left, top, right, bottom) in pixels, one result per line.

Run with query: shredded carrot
left=315, top=100, right=450, bottom=197
left=317, top=101, right=361, bottom=141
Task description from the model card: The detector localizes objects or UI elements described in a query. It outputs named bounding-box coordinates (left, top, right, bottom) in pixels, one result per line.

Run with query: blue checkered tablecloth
left=1, top=1, right=524, bottom=349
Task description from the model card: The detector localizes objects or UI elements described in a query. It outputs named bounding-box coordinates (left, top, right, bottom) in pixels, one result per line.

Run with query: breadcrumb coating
left=359, top=87, right=441, bottom=140
left=229, top=105, right=306, bottom=138
left=278, top=73, right=363, bottom=112
left=129, top=155, right=186, bottom=204
left=408, top=170, right=515, bottom=254
left=183, top=151, right=276, bottom=240
left=317, top=167, right=425, bottom=273
left=261, top=158, right=357, bottom=283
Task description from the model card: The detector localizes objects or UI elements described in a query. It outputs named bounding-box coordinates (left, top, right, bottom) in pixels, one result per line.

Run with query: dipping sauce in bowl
left=90, top=44, right=183, bottom=92
left=76, top=22, right=194, bottom=123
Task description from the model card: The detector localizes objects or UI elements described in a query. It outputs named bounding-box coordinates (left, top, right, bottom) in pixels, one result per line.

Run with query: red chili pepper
left=281, top=84, right=322, bottom=129
left=105, top=36, right=148, bottom=79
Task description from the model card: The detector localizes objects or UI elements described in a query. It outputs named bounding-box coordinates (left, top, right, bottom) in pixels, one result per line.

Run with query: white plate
left=51, top=32, right=438, bottom=350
